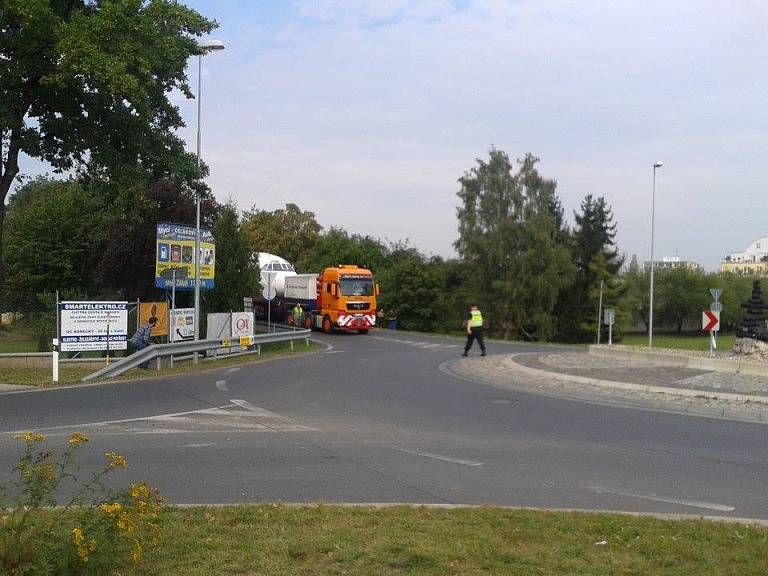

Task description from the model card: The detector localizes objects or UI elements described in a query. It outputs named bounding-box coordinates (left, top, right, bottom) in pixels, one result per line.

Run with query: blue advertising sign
left=154, top=223, right=215, bottom=290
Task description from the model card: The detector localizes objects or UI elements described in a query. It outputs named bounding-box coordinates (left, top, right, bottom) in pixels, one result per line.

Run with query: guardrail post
left=169, top=354, right=174, bottom=368
left=156, top=356, right=161, bottom=370
left=290, top=339, right=294, bottom=351
left=257, top=344, right=261, bottom=356
left=305, top=338, right=309, bottom=347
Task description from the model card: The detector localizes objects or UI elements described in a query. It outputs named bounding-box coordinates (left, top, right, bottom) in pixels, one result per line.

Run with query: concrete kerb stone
left=503, top=354, right=768, bottom=406
left=589, top=344, right=768, bottom=377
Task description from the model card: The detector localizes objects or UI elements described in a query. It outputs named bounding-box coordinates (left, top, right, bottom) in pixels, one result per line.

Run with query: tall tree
left=205, top=203, right=259, bottom=313
left=0, top=0, right=215, bottom=310
left=2, top=177, right=105, bottom=311
left=298, top=227, right=388, bottom=273
left=455, top=150, right=574, bottom=340
left=559, top=194, right=624, bottom=341
left=242, top=203, right=322, bottom=266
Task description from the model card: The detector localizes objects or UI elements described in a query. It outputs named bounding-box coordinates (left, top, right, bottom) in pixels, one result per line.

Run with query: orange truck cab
left=312, top=265, right=379, bottom=334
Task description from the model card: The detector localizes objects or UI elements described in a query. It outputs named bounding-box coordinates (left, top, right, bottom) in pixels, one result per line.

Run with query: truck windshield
left=339, top=277, right=374, bottom=296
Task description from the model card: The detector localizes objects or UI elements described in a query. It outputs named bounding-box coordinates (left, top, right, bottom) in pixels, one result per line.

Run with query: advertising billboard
left=169, top=308, right=195, bottom=342
left=139, top=302, right=169, bottom=337
left=155, top=223, right=215, bottom=290
left=60, top=301, right=128, bottom=352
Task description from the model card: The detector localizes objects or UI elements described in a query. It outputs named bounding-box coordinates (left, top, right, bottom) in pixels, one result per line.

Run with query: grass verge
left=0, top=341, right=320, bottom=387
left=118, top=505, right=767, bottom=575
left=622, top=332, right=735, bottom=352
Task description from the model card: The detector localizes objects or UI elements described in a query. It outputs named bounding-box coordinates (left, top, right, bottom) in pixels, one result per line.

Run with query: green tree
left=376, top=246, right=464, bottom=333
left=298, top=227, right=388, bottom=273
left=713, top=273, right=753, bottom=331
left=0, top=0, right=215, bottom=311
left=455, top=150, right=574, bottom=340
left=656, top=267, right=709, bottom=333
left=242, top=203, right=322, bottom=266
left=558, top=194, right=624, bottom=342
left=206, top=203, right=259, bottom=313
left=2, top=177, right=106, bottom=311
left=617, top=258, right=650, bottom=334
left=93, top=176, right=218, bottom=300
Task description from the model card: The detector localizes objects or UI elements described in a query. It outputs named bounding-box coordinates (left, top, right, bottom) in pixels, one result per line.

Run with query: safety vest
left=470, top=309, right=483, bottom=328
left=294, top=306, right=302, bottom=319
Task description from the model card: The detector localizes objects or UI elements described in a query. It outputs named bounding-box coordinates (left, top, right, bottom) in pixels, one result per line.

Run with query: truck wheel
left=357, top=329, right=369, bottom=335
left=303, top=316, right=313, bottom=329
left=322, top=316, right=332, bottom=334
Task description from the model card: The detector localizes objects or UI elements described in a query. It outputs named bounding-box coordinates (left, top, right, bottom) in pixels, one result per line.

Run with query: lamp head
left=653, top=161, right=663, bottom=168
left=197, top=39, right=226, bottom=52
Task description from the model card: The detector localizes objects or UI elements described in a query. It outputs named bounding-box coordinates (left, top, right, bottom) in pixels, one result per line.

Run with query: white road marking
left=7, top=404, right=238, bottom=432
left=182, top=443, right=216, bottom=448
left=325, top=350, right=346, bottom=354
left=590, top=486, right=735, bottom=512
left=226, top=367, right=241, bottom=373
left=391, top=446, right=484, bottom=467
left=215, top=380, right=228, bottom=390
left=229, top=399, right=313, bottom=431
left=418, top=343, right=443, bottom=349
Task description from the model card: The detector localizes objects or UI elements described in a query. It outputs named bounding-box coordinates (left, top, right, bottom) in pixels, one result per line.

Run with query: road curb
left=504, top=354, right=768, bottom=406
left=167, top=502, right=768, bottom=526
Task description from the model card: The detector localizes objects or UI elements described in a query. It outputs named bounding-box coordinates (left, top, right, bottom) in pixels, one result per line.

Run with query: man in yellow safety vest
left=462, top=304, right=486, bottom=357
left=293, top=304, right=304, bottom=327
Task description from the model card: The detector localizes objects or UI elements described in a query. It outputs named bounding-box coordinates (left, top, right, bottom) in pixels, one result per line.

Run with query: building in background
left=721, top=237, right=768, bottom=276
left=644, top=256, right=704, bottom=273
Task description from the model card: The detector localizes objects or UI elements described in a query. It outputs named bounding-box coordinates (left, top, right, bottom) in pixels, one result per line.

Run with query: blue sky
left=19, top=1, right=768, bottom=270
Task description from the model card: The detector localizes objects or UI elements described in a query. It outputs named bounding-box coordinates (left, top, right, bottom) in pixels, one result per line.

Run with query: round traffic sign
left=710, top=301, right=723, bottom=312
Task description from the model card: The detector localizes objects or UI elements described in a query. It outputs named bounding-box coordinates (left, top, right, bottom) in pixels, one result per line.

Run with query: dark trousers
left=464, top=327, right=486, bottom=354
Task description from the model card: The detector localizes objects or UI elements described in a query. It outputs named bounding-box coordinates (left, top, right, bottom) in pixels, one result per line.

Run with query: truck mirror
left=375, top=283, right=381, bottom=296
left=331, top=283, right=338, bottom=297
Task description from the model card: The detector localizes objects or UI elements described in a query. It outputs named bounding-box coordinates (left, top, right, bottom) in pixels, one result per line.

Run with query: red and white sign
left=702, top=310, right=720, bottom=332
left=231, top=312, right=254, bottom=338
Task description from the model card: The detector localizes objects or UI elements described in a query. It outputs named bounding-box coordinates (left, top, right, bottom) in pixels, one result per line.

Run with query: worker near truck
left=462, top=304, right=486, bottom=357
left=292, top=304, right=304, bottom=327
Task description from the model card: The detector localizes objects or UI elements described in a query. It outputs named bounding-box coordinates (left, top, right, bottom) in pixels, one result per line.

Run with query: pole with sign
left=702, top=309, right=720, bottom=356
left=708, top=288, right=723, bottom=356
left=603, top=308, right=615, bottom=346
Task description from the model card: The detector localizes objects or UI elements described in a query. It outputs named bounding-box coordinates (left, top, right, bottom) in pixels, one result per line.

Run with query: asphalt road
left=1, top=330, right=766, bottom=520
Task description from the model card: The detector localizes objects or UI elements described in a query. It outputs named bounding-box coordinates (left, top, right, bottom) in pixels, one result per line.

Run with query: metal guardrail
left=81, top=327, right=311, bottom=382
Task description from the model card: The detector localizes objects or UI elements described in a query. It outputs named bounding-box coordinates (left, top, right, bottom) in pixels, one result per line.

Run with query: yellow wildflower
left=72, top=527, right=96, bottom=561
left=68, top=432, right=89, bottom=446
left=129, top=482, right=149, bottom=500
left=117, top=511, right=134, bottom=533
left=98, top=502, right=123, bottom=518
left=14, top=431, right=46, bottom=442
left=34, top=464, right=55, bottom=482
left=131, top=539, right=143, bottom=563
left=105, top=451, right=127, bottom=468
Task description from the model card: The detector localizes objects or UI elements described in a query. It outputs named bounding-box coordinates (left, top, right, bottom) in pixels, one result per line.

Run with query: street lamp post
left=193, top=39, right=225, bottom=363
left=648, top=161, right=663, bottom=348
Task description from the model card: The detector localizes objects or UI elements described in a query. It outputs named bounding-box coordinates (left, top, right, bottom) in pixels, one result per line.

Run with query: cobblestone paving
left=523, top=353, right=768, bottom=397
left=527, top=353, right=707, bottom=386
left=446, top=353, right=768, bottom=424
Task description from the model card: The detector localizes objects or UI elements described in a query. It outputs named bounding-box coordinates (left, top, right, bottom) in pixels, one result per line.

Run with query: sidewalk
left=449, top=351, right=768, bottom=424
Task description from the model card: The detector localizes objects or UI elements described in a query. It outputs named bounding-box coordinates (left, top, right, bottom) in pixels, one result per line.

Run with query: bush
left=0, top=432, right=163, bottom=575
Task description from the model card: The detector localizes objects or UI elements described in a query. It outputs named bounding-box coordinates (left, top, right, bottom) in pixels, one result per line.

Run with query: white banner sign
left=231, top=312, right=254, bottom=338
left=170, top=308, right=195, bottom=342
left=60, top=301, right=128, bottom=352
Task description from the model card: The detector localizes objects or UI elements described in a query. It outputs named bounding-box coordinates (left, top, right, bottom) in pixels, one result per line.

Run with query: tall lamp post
left=193, top=39, right=225, bottom=362
left=648, top=161, right=663, bottom=348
